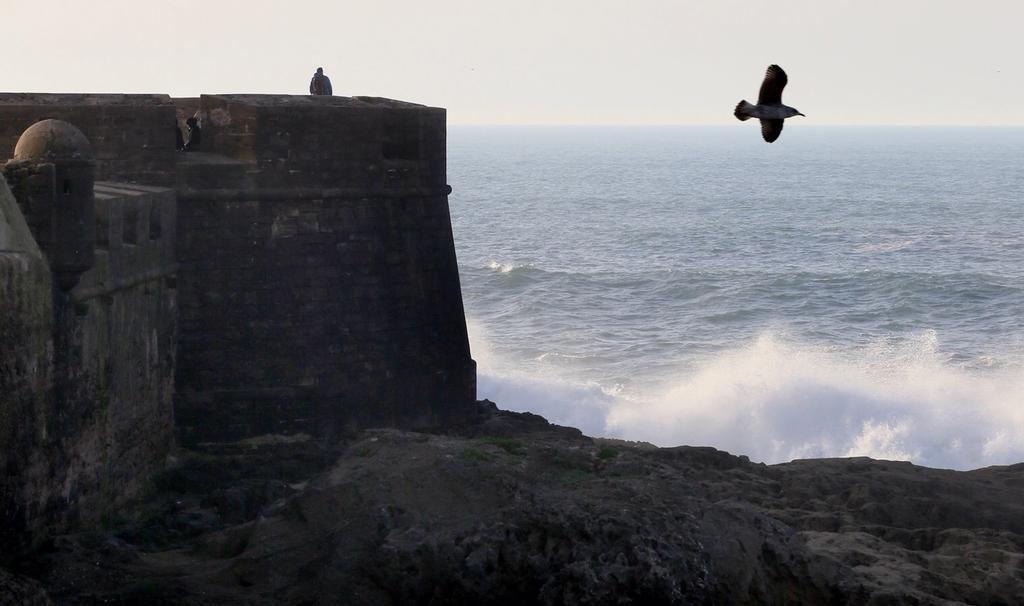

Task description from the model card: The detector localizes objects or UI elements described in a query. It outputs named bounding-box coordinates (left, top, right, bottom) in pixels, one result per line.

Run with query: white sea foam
left=468, top=320, right=1024, bottom=470
left=486, top=260, right=528, bottom=273
left=536, top=352, right=586, bottom=362
left=468, top=319, right=617, bottom=435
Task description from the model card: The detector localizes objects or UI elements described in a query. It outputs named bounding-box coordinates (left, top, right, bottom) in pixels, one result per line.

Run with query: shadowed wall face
left=0, top=92, right=476, bottom=453
left=0, top=175, right=53, bottom=550
left=174, top=95, right=475, bottom=443
left=0, top=169, right=177, bottom=552
left=43, top=182, right=178, bottom=534
left=0, top=93, right=475, bottom=551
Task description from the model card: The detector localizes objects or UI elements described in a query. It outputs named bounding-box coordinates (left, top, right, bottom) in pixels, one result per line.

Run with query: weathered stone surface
left=0, top=169, right=177, bottom=554
left=0, top=175, right=53, bottom=552
left=0, top=92, right=475, bottom=450
left=0, top=94, right=178, bottom=186
left=0, top=92, right=474, bottom=561
left=187, top=94, right=445, bottom=191
left=12, top=118, right=94, bottom=163
left=0, top=92, right=475, bottom=581
left=16, top=403, right=1024, bottom=605
left=172, top=95, right=474, bottom=444
left=49, top=181, right=177, bottom=530
left=6, top=119, right=97, bottom=291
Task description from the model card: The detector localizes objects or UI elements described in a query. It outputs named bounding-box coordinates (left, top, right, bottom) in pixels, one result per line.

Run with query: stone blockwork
left=187, top=95, right=446, bottom=191
left=59, top=182, right=178, bottom=520
left=0, top=153, right=177, bottom=552
left=174, top=95, right=474, bottom=443
left=0, top=175, right=53, bottom=550
left=0, top=91, right=476, bottom=546
left=0, top=94, right=178, bottom=186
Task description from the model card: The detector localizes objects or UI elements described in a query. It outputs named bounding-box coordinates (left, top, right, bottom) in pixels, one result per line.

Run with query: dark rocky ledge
left=4, top=401, right=1023, bottom=605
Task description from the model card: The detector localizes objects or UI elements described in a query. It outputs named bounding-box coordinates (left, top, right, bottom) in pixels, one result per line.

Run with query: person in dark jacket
left=183, top=114, right=202, bottom=151
left=309, top=67, right=333, bottom=96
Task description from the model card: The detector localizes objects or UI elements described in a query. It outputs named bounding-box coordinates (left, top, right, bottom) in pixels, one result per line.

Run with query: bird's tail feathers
left=734, top=100, right=754, bottom=121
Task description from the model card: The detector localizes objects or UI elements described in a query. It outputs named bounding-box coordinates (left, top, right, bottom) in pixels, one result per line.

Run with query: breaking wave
left=468, top=319, right=1024, bottom=470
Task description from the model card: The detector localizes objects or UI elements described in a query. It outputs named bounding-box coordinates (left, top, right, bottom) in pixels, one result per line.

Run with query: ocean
left=447, top=126, right=1024, bottom=470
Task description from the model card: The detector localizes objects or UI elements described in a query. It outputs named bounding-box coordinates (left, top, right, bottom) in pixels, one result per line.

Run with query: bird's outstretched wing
left=757, top=64, right=788, bottom=105
left=761, top=119, right=784, bottom=143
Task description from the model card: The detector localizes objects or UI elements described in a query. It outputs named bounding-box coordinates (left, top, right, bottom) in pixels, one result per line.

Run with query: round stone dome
left=13, top=119, right=94, bottom=163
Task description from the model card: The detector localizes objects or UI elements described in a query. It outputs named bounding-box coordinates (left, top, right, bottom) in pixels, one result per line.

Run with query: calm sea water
left=447, top=126, right=1024, bottom=470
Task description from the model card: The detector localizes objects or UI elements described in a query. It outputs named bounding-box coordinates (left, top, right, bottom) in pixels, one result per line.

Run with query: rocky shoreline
left=3, top=401, right=1023, bottom=605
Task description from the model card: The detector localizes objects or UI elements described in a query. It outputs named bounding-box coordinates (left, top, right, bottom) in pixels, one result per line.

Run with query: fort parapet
left=0, top=94, right=178, bottom=187
left=0, top=92, right=476, bottom=550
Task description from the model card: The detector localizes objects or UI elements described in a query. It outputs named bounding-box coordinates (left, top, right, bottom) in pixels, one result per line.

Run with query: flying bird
left=734, top=65, right=805, bottom=143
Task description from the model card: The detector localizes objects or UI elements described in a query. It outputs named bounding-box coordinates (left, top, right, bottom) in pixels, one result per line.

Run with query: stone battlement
left=0, top=94, right=178, bottom=187
left=178, top=94, right=446, bottom=193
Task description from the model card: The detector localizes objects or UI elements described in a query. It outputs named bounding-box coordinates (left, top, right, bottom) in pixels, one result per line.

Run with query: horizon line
left=448, top=122, right=1024, bottom=128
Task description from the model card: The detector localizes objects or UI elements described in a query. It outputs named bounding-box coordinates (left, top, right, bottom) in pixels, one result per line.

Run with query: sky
left=4, top=0, right=1022, bottom=125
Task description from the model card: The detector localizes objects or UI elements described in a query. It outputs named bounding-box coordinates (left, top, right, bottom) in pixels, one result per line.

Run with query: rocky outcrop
left=0, top=568, right=52, bottom=605
left=8, top=402, right=1024, bottom=604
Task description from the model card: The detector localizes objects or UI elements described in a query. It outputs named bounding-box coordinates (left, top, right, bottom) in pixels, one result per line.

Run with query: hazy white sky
left=4, top=0, right=1022, bottom=124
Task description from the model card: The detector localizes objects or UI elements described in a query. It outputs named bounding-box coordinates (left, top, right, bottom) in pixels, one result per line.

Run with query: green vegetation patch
left=557, top=468, right=591, bottom=487
left=461, top=447, right=496, bottom=463
left=353, top=445, right=376, bottom=458
left=483, top=437, right=526, bottom=455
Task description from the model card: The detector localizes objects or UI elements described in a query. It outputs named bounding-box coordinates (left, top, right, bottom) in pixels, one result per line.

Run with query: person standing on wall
left=183, top=113, right=202, bottom=151
left=310, top=67, right=333, bottom=96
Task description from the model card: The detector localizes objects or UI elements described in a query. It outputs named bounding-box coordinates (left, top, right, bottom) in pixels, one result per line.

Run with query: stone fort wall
left=0, top=92, right=476, bottom=546
left=0, top=175, right=53, bottom=550
left=173, top=95, right=474, bottom=442
left=0, top=169, right=176, bottom=551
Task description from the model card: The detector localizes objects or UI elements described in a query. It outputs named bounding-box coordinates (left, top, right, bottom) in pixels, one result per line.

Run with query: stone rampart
left=0, top=91, right=476, bottom=547
left=174, top=95, right=474, bottom=443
